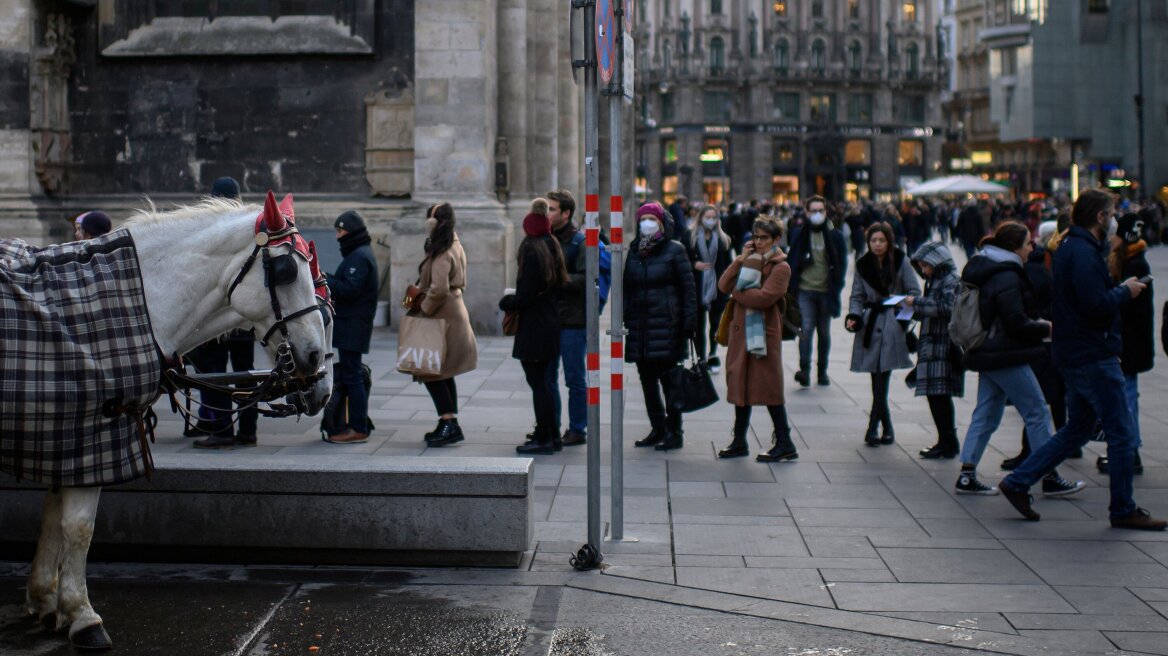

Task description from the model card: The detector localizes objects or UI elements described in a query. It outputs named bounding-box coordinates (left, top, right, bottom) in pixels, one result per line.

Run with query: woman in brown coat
left=416, top=203, right=478, bottom=446
left=716, top=216, right=798, bottom=462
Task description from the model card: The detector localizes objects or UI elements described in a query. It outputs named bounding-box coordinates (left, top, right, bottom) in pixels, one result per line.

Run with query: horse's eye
left=266, top=254, right=299, bottom=287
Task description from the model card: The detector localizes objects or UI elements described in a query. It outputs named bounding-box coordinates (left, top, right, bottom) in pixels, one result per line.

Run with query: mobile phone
left=1138, top=275, right=1154, bottom=285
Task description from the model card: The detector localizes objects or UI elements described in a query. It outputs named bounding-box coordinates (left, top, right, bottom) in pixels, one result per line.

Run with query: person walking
left=1000, top=191, right=1163, bottom=529
left=415, top=203, right=478, bottom=447
left=625, top=201, right=697, bottom=452
left=906, top=241, right=964, bottom=459
left=952, top=222, right=1081, bottom=496
left=1095, top=212, right=1155, bottom=474
left=323, top=210, right=379, bottom=444
left=845, top=223, right=921, bottom=447
left=788, top=195, right=847, bottom=387
left=688, top=204, right=732, bottom=373
left=500, top=199, right=568, bottom=455
left=546, top=189, right=589, bottom=446
left=716, top=216, right=798, bottom=461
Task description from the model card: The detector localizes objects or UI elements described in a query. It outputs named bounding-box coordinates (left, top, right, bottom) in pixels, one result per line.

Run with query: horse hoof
left=70, top=623, right=112, bottom=651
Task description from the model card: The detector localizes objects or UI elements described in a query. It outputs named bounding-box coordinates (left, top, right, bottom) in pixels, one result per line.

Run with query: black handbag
left=903, top=320, right=919, bottom=354
left=679, top=342, right=719, bottom=413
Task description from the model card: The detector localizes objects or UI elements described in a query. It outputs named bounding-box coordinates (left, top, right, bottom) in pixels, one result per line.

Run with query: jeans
left=523, top=359, right=558, bottom=442
left=637, top=360, right=684, bottom=435
left=960, top=365, right=1051, bottom=467
left=797, top=290, right=833, bottom=374
left=1004, top=358, right=1139, bottom=518
left=188, top=337, right=258, bottom=437
left=548, top=328, right=587, bottom=436
left=334, top=348, right=369, bottom=433
left=694, top=297, right=728, bottom=361
left=424, top=378, right=458, bottom=416
left=1126, top=373, right=1140, bottom=443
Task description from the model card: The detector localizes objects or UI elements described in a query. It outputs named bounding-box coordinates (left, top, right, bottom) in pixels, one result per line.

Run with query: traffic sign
left=597, top=0, right=615, bottom=84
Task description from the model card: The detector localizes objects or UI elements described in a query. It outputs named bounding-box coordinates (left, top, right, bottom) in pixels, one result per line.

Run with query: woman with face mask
left=624, top=202, right=698, bottom=452
left=688, top=205, right=732, bottom=372
left=416, top=203, right=479, bottom=447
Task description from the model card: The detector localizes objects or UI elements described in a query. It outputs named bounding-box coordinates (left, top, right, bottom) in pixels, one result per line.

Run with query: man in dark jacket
left=324, top=210, right=379, bottom=444
left=787, top=195, right=847, bottom=387
left=547, top=190, right=588, bottom=446
left=956, top=200, right=987, bottom=258
left=1000, top=189, right=1163, bottom=530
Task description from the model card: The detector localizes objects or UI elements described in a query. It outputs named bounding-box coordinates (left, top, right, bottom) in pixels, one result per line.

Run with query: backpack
left=570, top=231, right=612, bottom=313
left=779, top=290, right=802, bottom=341
left=948, top=281, right=989, bottom=351
left=320, top=363, right=375, bottom=440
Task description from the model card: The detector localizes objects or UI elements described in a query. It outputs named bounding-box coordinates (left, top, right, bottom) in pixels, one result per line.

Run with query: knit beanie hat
left=335, top=210, right=366, bottom=232
left=76, top=211, right=112, bottom=237
left=637, top=201, right=666, bottom=223
left=523, top=212, right=551, bottom=237
left=1117, top=213, right=1144, bottom=244
left=210, top=176, right=241, bottom=199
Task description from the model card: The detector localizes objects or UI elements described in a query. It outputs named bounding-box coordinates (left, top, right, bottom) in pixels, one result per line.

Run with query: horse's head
left=228, top=191, right=333, bottom=415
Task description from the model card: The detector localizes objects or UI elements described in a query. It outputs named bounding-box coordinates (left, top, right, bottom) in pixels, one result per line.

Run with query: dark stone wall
left=0, top=51, right=29, bottom=130
left=66, top=3, right=413, bottom=195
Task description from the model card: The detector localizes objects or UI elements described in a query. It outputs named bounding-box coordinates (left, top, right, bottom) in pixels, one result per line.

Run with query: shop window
left=898, top=140, right=924, bottom=167
left=772, top=175, right=799, bottom=204
left=663, top=139, right=678, bottom=165
left=773, top=92, right=799, bottom=121
left=701, top=139, right=728, bottom=165
left=662, top=176, right=679, bottom=205
left=810, top=93, right=835, bottom=122
left=773, top=140, right=797, bottom=168
left=848, top=93, right=873, bottom=123
left=845, top=140, right=871, bottom=166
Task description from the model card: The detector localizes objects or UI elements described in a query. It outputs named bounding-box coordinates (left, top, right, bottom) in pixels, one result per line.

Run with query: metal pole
left=1136, top=0, right=1147, bottom=200
left=607, top=1, right=626, bottom=542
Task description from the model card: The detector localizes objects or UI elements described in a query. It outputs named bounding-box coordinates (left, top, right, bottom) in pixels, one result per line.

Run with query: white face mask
left=702, top=218, right=718, bottom=230
left=1107, top=216, right=1118, bottom=238
left=809, top=212, right=826, bottom=226
left=639, top=219, right=660, bottom=238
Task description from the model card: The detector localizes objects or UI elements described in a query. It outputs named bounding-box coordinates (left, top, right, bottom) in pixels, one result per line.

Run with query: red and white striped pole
left=608, top=192, right=627, bottom=540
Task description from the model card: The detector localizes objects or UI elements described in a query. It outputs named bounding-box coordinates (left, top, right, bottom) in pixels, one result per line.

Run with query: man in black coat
left=787, top=195, right=847, bottom=387
left=547, top=189, right=588, bottom=446
left=324, top=210, right=379, bottom=444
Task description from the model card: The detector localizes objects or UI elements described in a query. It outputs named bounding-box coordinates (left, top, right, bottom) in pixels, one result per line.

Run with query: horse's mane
left=123, top=197, right=255, bottom=226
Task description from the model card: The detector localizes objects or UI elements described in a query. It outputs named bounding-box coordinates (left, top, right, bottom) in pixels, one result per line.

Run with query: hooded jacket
left=1051, top=226, right=1131, bottom=368
left=960, top=246, right=1048, bottom=372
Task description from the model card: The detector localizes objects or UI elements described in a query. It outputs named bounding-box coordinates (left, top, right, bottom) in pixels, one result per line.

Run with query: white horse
left=17, top=191, right=332, bottom=650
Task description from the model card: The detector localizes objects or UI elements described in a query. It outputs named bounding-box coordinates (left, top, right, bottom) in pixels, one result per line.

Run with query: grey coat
left=909, top=242, right=965, bottom=397
left=847, top=250, right=922, bottom=373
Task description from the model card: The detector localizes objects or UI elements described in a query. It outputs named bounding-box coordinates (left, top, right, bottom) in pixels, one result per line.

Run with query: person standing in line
left=688, top=204, right=733, bottom=373
left=415, top=203, right=478, bottom=448
left=323, top=209, right=379, bottom=444
left=906, top=241, right=964, bottom=459
left=1000, top=190, right=1163, bottom=529
left=788, top=195, right=847, bottom=387
left=1095, top=212, right=1155, bottom=475
left=188, top=177, right=262, bottom=449
left=625, top=201, right=697, bottom=452
left=73, top=211, right=113, bottom=241
left=545, top=189, right=589, bottom=447
left=716, top=216, right=798, bottom=462
left=952, top=222, right=1082, bottom=496
left=500, top=199, right=568, bottom=455
left=845, top=223, right=921, bottom=447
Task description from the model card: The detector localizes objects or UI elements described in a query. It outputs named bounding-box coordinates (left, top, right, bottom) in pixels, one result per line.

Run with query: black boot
left=1000, top=432, right=1031, bottom=470
left=424, top=418, right=445, bottom=441
left=516, top=425, right=556, bottom=454
left=428, top=418, right=464, bottom=447
left=920, top=430, right=959, bottom=459
left=718, top=429, right=749, bottom=459
left=655, top=430, right=684, bottom=451
left=635, top=428, right=664, bottom=447
left=880, top=416, right=895, bottom=445
left=757, top=429, right=798, bottom=462
left=864, top=416, right=881, bottom=447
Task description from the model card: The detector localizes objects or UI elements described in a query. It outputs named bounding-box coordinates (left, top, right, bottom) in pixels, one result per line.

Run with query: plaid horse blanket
left=0, top=232, right=160, bottom=487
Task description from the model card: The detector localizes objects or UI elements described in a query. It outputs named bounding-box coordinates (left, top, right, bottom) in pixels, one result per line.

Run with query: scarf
left=736, top=247, right=778, bottom=358
left=339, top=227, right=372, bottom=257
left=638, top=231, right=665, bottom=258
left=1109, top=239, right=1148, bottom=282
left=696, top=229, right=719, bottom=307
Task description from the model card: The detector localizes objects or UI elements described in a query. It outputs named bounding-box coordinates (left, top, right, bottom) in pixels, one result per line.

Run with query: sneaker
left=794, top=370, right=810, bottom=388
left=1111, top=507, right=1168, bottom=531
left=707, top=356, right=721, bottom=374
left=1042, top=474, right=1086, bottom=498
left=955, top=471, right=998, bottom=496
left=1000, top=483, right=1041, bottom=521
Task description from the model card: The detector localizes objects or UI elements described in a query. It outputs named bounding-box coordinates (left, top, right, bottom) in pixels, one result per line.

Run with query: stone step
left=0, top=455, right=533, bottom=567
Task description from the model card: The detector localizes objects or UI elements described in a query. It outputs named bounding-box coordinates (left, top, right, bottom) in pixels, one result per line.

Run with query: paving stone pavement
left=14, top=242, right=1168, bottom=654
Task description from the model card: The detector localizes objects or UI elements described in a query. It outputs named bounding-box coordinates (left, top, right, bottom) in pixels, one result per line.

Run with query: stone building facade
left=634, top=0, right=946, bottom=205
left=0, top=0, right=581, bottom=334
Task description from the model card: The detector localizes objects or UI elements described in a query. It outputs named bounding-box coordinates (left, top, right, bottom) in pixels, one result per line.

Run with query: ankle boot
left=516, top=425, right=555, bottom=454
left=757, top=429, right=798, bottom=462
left=428, top=419, right=464, bottom=446
left=880, top=417, right=895, bottom=445
left=635, top=427, right=664, bottom=447
left=424, top=418, right=445, bottom=441
left=718, top=430, right=749, bottom=459
left=655, top=430, right=683, bottom=451
left=920, top=430, right=959, bottom=459
left=864, top=416, right=881, bottom=447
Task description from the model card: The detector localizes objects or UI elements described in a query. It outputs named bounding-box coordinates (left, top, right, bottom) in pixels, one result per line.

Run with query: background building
left=634, top=0, right=946, bottom=205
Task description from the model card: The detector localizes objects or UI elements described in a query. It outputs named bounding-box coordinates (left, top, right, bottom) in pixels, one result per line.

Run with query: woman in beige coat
left=416, top=203, right=478, bottom=446
left=716, top=216, right=798, bottom=463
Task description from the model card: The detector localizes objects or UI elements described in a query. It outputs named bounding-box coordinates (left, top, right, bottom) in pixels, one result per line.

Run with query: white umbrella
left=906, top=175, right=1010, bottom=196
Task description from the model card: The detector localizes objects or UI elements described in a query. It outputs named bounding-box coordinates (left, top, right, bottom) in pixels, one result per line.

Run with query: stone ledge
left=0, top=455, right=534, bottom=567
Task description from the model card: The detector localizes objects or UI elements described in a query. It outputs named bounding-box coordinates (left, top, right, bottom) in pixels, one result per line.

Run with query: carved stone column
left=30, top=13, right=74, bottom=195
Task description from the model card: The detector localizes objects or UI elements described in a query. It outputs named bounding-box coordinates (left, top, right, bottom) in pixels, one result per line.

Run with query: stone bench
left=0, top=455, right=533, bottom=567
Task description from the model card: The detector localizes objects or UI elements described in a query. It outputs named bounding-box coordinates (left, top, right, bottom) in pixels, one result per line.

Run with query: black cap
left=78, top=211, right=112, bottom=237
left=210, top=176, right=241, bottom=199
left=1117, top=212, right=1145, bottom=244
left=335, top=210, right=366, bottom=232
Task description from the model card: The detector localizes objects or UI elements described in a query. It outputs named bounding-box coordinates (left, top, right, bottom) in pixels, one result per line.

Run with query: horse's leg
left=56, top=486, right=111, bottom=650
left=26, top=488, right=65, bottom=627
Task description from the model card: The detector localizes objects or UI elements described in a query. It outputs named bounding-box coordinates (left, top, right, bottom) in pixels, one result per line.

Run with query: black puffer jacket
left=960, top=249, right=1050, bottom=372
left=624, top=236, right=698, bottom=363
left=1118, top=249, right=1154, bottom=375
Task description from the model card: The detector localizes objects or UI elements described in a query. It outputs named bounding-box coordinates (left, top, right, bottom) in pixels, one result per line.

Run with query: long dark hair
left=865, top=222, right=898, bottom=290
left=978, top=221, right=1029, bottom=252
left=517, top=235, right=569, bottom=290
left=419, top=203, right=456, bottom=275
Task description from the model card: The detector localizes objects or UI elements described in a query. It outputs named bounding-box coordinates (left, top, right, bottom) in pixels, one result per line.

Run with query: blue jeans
left=1126, top=373, right=1140, bottom=444
left=797, top=290, right=833, bottom=374
left=960, top=365, right=1052, bottom=467
left=1003, top=358, right=1139, bottom=518
left=548, top=328, right=587, bottom=436
left=334, top=348, right=368, bottom=433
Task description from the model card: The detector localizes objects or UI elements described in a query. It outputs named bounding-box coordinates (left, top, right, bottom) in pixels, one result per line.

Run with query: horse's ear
left=278, top=194, right=295, bottom=224
left=263, top=190, right=286, bottom=233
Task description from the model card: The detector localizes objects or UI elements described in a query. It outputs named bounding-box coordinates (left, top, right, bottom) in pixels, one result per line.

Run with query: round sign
left=596, top=0, right=615, bottom=84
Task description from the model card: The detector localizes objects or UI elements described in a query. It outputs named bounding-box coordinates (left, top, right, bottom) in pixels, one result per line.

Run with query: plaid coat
left=0, top=232, right=160, bottom=487
left=910, top=242, right=965, bottom=398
